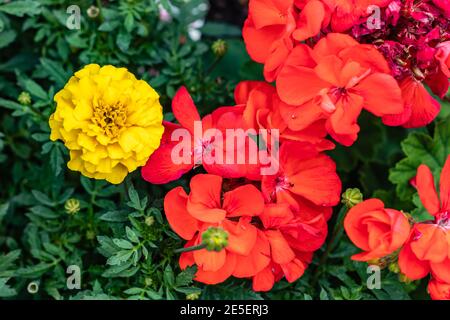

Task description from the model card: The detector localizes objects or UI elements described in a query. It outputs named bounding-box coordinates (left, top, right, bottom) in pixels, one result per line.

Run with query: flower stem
left=174, top=243, right=206, bottom=254
left=311, top=204, right=349, bottom=289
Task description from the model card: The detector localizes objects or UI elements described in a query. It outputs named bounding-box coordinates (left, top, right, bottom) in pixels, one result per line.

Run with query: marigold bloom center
left=92, top=100, right=128, bottom=138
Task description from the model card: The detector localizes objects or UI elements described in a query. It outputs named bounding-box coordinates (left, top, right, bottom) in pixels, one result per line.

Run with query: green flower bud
left=144, top=277, right=153, bottom=286
left=388, top=262, right=400, bottom=274
left=201, top=227, right=228, bottom=252
left=212, top=39, right=228, bottom=57
left=87, top=5, right=100, bottom=18
left=341, top=188, right=363, bottom=208
left=86, top=230, right=96, bottom=240
left=186, top=292, right=200, bottom=300
left=18, top=91, right=31, bottom=105
left=27, top=281, right=39, bottom=294
left=65, top=198, right=80, bottom=215
left=145, top=216, right=155, bottom=226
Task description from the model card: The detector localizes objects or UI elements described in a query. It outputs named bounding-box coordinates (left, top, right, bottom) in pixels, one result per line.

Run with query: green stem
left=311, top=205, right=349, bottom=289
left=205, top=55, right=224, bottom=77
left=174, top=243, right=206, bottom=254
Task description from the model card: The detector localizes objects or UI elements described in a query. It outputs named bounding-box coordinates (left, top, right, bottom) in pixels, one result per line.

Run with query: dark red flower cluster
left=350, top=0, right=450, bottom=127
left=243, top=0, right=450, bottom=134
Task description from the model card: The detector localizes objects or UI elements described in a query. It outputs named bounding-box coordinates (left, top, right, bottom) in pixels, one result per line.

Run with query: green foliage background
left=0, top=0, right=449, bottom=300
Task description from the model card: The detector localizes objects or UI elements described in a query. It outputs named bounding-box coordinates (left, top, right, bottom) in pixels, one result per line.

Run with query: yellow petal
left=105, top=164, right=128, bottom=184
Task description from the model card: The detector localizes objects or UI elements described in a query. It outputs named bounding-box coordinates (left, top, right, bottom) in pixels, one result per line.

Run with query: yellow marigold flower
left=49, top=64, right=164, bottom=184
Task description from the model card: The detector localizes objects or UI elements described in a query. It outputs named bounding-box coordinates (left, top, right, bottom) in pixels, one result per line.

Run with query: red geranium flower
left=261, top=140, right=341, bottom=217
left=344, top=198, right=411, bottom=261
left=235, top=80, right=334, bottom=151
left=398, top=156, right=450, bottom=283
left=276, top=33, right=404, bottom=146
left=428, top=279, right=450, bottom=300
left=243, top=0, right=297, bottom=81
left=142, top=87, right=262, bottom=184
left=164, top=174, right=268, bottom=284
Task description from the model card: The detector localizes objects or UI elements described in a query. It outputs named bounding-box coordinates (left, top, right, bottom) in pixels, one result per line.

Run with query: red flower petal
left=163, top=187, right=199, bottom=240
left=223, top=184, right=265, bottom=218
left=416, top=164, right=440, bottom=216
left=439, top=156, right=450, bottom=212
left=233, top=230, right=271, bottom=278
left=172, top=86, right=201, bottom=134
left=186, top=174, right=227, bottom=223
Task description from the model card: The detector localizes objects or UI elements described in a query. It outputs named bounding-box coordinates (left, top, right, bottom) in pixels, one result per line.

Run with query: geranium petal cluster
left=243, top=0, right=449, bottom=139
left=165, top=171, right=340, bottom=290
left=49, top=64, right=164, bottom=184
left=344, top=156, right=450, bottom=300
left=151, top=84, right=342, bottom=290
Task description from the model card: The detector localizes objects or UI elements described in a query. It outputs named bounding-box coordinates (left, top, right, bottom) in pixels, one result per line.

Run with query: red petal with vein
left=141, top=142, right=193, bottom=184
left=163, top=187, right=199, bottom=240
left=171, top=86, right=201, bottom=133
left=416, top=164, right=440, bottom=216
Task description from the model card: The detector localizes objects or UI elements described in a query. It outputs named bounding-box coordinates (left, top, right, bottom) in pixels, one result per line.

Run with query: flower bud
left=27, top=281, right=39, bottom=294
left=388, top=262, right=400, bottom=274
left=341, top=188, right=363, bottom=208
left=86, top=230, right=96, bottom=240
left=212, top=39, right=228, bottom=57
left=87, top=5, right=100, bottom=18
left=186, top=292, right=200, bottom=300
left=64, top=198, right=80, bottom=215
left=18, top=91, right=31, bottom=105
left=201, top=227, right=228, bottom=252
left=144, top=277, right=153, bottom=286
left=145, top=216, right=155, bottom=226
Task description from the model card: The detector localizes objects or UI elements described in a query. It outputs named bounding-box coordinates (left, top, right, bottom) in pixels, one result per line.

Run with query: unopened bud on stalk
left=145, top=216, right=155, bottom=226
left=341, top=188, right=363, bottom=208
left=388, top=262, right=400, bottom=274
left=212, top=39, right=227, bottom=57
left=18, top=91, right=31, bottom=105
left=201, top=227, right=228, bottom=252
left=65, top=198, right=80, bottom=215
left=144, top=277, right=153, bottom=286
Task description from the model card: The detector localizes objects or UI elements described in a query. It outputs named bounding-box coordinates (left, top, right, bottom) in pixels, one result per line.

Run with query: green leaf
left=0, top=1, right=41, bottom=17
left=112, top=239, right=134, bottom=250
left=319, top=288, right=329, bottom=300
left=29, top=205, right=59, bottom=219
left=39, top=58, right=70, bottom=89
left=175, top=266, right=196, bottom=287
left=107, top=250, right=134, bottom=266
left=31, top=190, right=54, bottom=207
left=17, top=263, right=54, bottom=278
left=124, top=13, right=134, bottom=32
left=0, top=202, right=9, bottom=222
left=0, top=98, right=22, bottom=110
left=0, top=30, right=16, bottom=49
left=0, top=278, right=16, bottom=297
left=163, top=265, right=175, bottom=287
left=125, top=226, right=139, bottom=243
left=116, top=32, right=131, bottom=52
left=17, top=74, right=48, bottom=100
left=99, top=210, right=128, bottom=222
left=390, top=121, right=450, bottom=201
